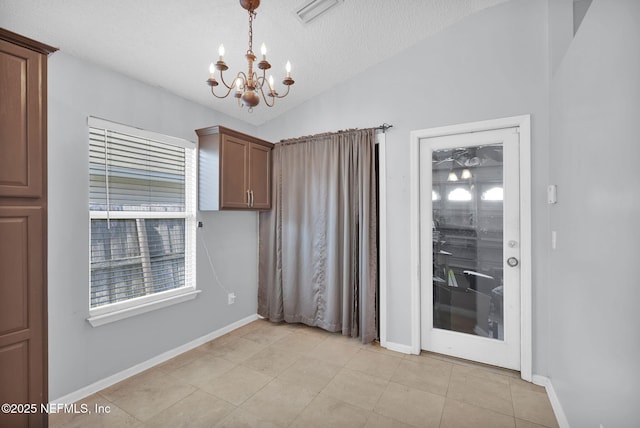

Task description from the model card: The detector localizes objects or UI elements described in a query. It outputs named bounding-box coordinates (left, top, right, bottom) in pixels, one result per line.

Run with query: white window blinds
left=88, top=117, right=196, bottom=310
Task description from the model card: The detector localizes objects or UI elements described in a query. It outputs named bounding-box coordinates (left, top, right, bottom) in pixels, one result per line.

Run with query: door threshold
left=417, top=350, right=521, bottom=379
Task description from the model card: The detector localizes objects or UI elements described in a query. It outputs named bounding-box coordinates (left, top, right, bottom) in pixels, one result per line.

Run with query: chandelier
left=206, top=0, right=295, bottom=111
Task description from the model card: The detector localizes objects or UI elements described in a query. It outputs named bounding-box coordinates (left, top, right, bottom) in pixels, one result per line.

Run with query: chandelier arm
left=218, top=70, right=235, bottom=90
left=210, top=84, right=235, bottom=99
left=235, top=71, right=249, bottom=87
left=255, top=74, right=273, bottom=95
left=250, top=71, right=261, bottom=86
left=256, top=78, right=275, bottom=107
left=256, top=73, right=287, bottom=102
left=274, top=84, right=291, bottom=99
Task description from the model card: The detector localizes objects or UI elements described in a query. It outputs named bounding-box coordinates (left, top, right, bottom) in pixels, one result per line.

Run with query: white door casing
left=409, top=115, right=532, bottom=380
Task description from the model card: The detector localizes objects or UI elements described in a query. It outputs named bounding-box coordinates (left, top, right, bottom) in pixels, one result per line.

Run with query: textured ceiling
left=0, top=0, right=509, bottom=125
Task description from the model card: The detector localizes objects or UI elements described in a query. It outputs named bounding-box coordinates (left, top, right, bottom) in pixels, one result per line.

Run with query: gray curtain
left=258, top=128, right=378, bottom=343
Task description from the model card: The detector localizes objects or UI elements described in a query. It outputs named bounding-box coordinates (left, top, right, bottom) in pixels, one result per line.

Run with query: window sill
left=87, top=289, right=201, bottom=327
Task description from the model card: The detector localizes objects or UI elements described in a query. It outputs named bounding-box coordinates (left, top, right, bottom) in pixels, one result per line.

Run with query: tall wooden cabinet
left=0, top=28, right=56, bottom=428
left=196, top=126, right=273, bottom=211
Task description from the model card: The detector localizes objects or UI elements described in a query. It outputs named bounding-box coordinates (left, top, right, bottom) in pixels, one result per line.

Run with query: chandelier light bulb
left=268, top=75, right=274, bottom=89
left=447, top=171, right=458, bottom=182
left=235, top=78, right=242, bottom=91
left=209, top=62, right=215, bottom=77
left=461, top=168, right=472, bottom=179
left=261, top=43, right=267, bottom=58
left=218, top=44, right=225, bottom=59
left=285, top=61, right=291, bottom=77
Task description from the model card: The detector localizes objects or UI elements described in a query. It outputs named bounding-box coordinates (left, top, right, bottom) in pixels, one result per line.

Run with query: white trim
left=409, top=130, right=422, bottom=355
left=411, top=115, right=530, bottom=137
left=88, top=116, right=196, bottom=149
left=383, top=341, right=415, bottom=355
left=53, top=314, right=259, bottom=404
left=518, top=116, right=533, bottom=382
left=409, top=115, right=532, bottom=377
left=532, top=375, right=571, bottom=428
left=376, top=131, right=389, bottom=347
left=87, top=289, right=201, bottom=327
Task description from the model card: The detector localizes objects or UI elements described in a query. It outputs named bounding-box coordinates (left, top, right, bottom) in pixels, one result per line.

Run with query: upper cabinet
left=196, top=126, right=273, bottom=211
left=0, top=31, right=49, bottom=198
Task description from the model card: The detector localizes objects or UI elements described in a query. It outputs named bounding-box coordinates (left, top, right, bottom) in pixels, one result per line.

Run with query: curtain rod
left=279, top=123, right=393, bottom=144
left=377, top=123, right=393, bottom=132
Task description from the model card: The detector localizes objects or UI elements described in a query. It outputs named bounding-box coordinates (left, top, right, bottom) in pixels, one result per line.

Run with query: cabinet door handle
left=246, top=189, right=251, bottom=207
left=250, top=190, right=254, bottom=207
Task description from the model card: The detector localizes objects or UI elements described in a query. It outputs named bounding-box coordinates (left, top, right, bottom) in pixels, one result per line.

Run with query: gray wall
left=260, top=0, right=551, bottom=373
left=46, top=1, right=640, bottom=424
left=48, top=52, right=260, bottom=399
left=548, top=0, right=640, bottom=425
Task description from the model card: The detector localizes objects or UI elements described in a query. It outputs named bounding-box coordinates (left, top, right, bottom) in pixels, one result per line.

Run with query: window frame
left=86, top=117, right=199, bottom=327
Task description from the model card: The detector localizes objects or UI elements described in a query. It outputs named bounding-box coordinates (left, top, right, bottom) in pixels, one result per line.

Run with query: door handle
left=246, top=190, right=251, bottom=207
left=250, top=190, right=254, bottom=207
left=507, top=257, right=519, bottom=267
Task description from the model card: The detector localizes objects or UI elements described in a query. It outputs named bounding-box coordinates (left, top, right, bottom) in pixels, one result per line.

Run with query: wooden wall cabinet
left=196, top=126, right=273, bottom=211
left=0, top=28, right=56, bottom=428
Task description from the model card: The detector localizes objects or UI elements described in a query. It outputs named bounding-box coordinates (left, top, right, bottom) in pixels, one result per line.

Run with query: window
left=87, top=117, right=197, bottom=326
left=481, top=186, right=504, bottom=201
left=447, top=187, right=473, bottom=201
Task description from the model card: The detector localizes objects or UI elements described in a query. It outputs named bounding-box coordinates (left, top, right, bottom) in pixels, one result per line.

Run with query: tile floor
left=49, top=319, right=559, bottom=428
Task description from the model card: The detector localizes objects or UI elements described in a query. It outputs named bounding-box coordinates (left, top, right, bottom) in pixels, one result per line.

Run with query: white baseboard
left=51, top=314, right=259, bottom=405
left=532, top=375, right=570, bottom=428
left=383, top=341, right=419, bottom=355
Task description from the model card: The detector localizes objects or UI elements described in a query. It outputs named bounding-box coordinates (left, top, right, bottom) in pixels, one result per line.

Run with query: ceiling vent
left=295, top=0, right=343, bottom=24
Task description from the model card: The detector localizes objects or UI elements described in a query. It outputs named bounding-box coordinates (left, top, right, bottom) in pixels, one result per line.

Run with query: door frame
left=409, top=115, right=532, bottom=381
left=376, top=131, right=389, bottom=347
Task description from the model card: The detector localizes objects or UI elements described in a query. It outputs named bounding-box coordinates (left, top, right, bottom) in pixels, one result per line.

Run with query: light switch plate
left=547, top=185, right=557, bottom=204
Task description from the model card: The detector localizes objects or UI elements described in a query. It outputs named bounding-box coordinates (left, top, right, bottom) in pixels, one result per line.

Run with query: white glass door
left=420, top=128, right=521, bottom=370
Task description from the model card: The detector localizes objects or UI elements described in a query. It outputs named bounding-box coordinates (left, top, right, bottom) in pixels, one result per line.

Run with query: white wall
left=548, top=0, right=640, bottom=425
left=260, top=0, right=551, bottom=373
left=47, top=52, right=260, bottom=399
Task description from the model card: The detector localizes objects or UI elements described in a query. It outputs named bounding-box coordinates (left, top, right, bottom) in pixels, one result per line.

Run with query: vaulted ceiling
left=0, top=0, right=509, bottom=125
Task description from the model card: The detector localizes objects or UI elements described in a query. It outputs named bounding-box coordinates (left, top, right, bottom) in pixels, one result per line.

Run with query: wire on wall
left=197, top=228, right=232, bottom=295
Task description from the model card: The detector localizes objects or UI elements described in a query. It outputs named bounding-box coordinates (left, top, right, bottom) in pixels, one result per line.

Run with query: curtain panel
left=258, top=128, right=378, bottom=343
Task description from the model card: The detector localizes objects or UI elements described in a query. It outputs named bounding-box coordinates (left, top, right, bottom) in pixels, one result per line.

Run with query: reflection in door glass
left=432, top=144, right=504, bottom=340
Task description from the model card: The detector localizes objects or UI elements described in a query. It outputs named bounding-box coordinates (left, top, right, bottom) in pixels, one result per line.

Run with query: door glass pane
left=432, top=144, right=504, bottom=340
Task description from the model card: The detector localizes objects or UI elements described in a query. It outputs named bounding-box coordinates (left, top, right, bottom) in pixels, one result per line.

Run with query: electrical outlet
left=227, top=292, right=236, bottom=305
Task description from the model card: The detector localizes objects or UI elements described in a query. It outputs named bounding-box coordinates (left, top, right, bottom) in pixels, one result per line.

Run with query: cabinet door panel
left=0, top=207, right=44, bottom=428
left=0, top=342, right=29, bottom=428
left=220, top=135, right=249, bottom=208
left=249, top=144, right=271, bottom=210
left=0, top=40, right=43, bottom=198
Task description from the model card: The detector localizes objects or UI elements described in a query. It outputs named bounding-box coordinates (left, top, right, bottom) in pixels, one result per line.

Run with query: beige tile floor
left=50, top=319, right=559, bottom=428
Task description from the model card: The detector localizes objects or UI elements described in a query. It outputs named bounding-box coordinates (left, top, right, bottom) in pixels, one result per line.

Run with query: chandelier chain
left=247, top=9, right=257, bottom=55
